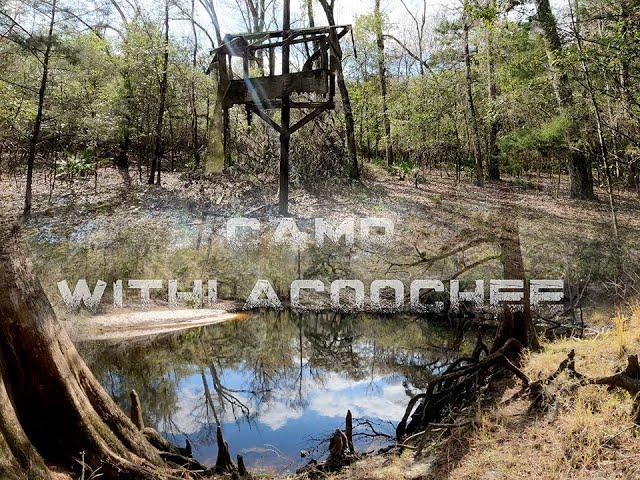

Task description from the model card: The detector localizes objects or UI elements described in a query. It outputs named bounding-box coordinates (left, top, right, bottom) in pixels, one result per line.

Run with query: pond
left=22, top=196, right=606, bottom=474
left=77, top=311, right=467, bottom=474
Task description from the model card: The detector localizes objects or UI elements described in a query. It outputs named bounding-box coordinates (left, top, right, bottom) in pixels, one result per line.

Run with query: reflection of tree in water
left=304, top=312, right=362, bottom=379
left=79, top=311, right=468, bottom=448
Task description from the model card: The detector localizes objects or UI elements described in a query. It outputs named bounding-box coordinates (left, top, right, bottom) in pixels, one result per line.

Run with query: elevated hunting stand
left=208, top=0, right=351, bottom=214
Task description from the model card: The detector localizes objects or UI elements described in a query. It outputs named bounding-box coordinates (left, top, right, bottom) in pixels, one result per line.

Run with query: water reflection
left=78, top=312, right=467, bottom=473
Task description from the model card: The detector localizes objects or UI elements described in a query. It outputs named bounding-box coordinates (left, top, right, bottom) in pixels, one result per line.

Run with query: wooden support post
left=279, top=0, right=291, bottom=215
left=223, top=107, right=230, bottom=168
left=269, top=46, right=275, bottom=76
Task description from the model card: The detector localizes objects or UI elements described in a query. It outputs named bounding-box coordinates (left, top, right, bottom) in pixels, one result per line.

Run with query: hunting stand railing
left=208, top=0, right=352, bottom=214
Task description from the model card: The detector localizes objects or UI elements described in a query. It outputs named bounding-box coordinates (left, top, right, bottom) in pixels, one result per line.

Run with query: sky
left=186, top=0, right=566, bottom=52
left=197, top=0, right=464, bottom=42
left=162, top=362, right=409, bottom=473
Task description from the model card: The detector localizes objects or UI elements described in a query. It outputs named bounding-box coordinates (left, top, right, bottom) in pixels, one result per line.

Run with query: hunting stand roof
left=209, top=25, right=352, bottom=114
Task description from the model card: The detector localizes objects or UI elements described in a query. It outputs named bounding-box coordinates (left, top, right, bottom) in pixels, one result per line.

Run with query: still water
left=78, top=312, right=465, bottom=474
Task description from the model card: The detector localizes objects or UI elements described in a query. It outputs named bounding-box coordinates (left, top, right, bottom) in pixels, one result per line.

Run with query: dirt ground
left=2, top=163, right=639, bottom=317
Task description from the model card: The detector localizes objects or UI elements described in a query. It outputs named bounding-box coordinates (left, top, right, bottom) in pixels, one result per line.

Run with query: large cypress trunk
left=0, top=224, right=165, bottom=479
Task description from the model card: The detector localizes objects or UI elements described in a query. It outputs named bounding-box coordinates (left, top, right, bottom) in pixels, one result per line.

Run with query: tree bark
left=0, top=223, right=166, bottom=479
left=23, top=0, right=57, bottom=218
left=534, top=0, right=594, bottom=199
left=149, top=0, right=169, bottom=185
left=373, top=0, right=393, bottom=166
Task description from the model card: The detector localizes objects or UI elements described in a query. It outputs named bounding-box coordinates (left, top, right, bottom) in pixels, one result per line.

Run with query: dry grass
left=332, top=304, right=640, bottom=480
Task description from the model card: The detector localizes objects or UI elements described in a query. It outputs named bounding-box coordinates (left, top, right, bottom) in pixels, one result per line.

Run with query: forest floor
left=2, top=164, right=640, bottom=479
left=2, top=161, right=640, bottom=231
left=2, top=162, right=639, bottom=316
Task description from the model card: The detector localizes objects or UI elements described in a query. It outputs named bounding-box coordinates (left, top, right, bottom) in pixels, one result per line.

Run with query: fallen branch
left=588, top=354, right=640, bottom=424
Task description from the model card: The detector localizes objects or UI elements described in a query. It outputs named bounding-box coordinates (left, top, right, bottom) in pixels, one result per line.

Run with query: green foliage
left=1, top=0, right=639, bottom=185
left=59, top=149, right=95, bottom=177
left=499, top=115, right=571, bottom=155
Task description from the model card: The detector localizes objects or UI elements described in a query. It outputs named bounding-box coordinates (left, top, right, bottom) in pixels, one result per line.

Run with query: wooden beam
left=223, top=25, right=351, bottom=42
left=249, top=107, right=284, bottom=135
left=244, top=100, right=333, bottom=110
left=289, top=103, right=332, bottom=134
left=249, top=33, right=328, bottom=51
left=223, top=70, right=329, bottom=108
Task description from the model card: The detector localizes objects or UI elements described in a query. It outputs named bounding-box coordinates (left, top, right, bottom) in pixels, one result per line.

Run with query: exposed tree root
left=511, top=350, right=639, bottom=424
left=586, top=354, right=640, bottom=424
left=396, top=335, right=528, bottom=441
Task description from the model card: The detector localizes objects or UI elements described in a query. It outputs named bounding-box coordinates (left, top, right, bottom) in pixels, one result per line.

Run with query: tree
left=373, top=0, right=393, bottom=166
left=533, top=0, right=594, bottom=199
left=485, top=0, right=500, bottom=181
left=0, top=224, right=166, bottom=479
left=189, top=0, right=201, bottom=169
left=318, top=0, right=360, bottom=179
left=23, top=0, right=57, bottom=217
left=462, top=1, right=484, bottom=186
left=569, top=0, right=618, bottom=240
left=148, top=0, right=169, bottom=185
left=108, top=0, right=135, bottom=183
left=398, top=0, right=428, bottom=76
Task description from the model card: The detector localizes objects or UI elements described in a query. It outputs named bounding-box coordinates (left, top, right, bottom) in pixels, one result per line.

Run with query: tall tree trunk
left=0, top=224, right=167, bottom=479
left=190, top=0, right=201, bottom=169
left=23, top=0, right=57, bottom=218
left=486, top=1, right=500, bottom=181
left=149, top=0, right=169, bottom=185
left=462, top=5, right=484, bottom=186
left=569, top=0, right=618, bottom=241
left=534, top=0, right=594, bottom=199
left=201, top=0, right=227, bottom=172
left=374, top=0, right=393, bottom=166
left=318, top=0, right=359, bottom=179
